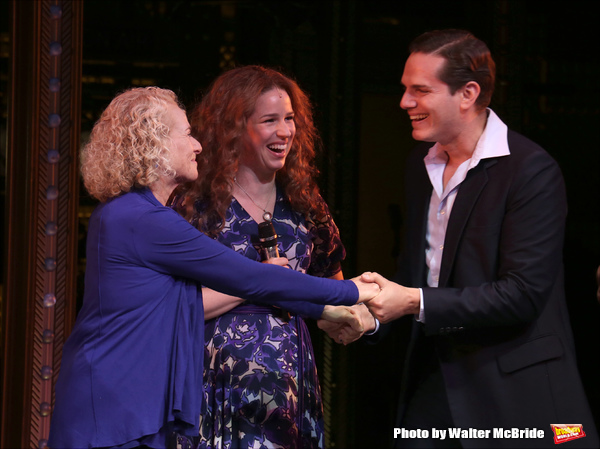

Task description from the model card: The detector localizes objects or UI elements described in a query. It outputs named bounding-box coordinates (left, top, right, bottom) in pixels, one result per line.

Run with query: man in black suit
left=356, top=29, right=599, bottom=448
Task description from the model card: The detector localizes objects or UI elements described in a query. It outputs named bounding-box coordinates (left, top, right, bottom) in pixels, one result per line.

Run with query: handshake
left=320, top=272, right=421, bottom=345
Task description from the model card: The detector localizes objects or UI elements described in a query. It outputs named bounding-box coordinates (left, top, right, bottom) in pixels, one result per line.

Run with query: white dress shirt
left=418, top=109, right=510, bottom=322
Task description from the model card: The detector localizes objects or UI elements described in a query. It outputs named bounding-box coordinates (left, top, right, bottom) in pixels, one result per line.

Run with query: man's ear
left=460, top=81, right=481, bottom=110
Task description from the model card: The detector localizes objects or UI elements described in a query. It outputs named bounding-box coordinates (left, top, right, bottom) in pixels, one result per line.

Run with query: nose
left=400, top=91, right=416, bottom=110
left=191, top=136, right=202, bottom=153
left=276, top=119, right=294, bottom=138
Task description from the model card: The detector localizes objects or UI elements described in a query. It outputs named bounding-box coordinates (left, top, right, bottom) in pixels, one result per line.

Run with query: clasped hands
left=265, top=257, right=420, bottom=345
left=319, top=272, right=421, bottom=345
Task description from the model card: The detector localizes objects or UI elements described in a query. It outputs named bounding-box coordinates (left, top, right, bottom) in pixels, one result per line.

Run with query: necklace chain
left=233, top=177, right=275, bottom=222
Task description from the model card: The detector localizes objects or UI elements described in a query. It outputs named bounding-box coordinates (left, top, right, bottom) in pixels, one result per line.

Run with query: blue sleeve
left=266, top=196, right=345, bottom=320
left=268, top=300, right=324, bottom=320
left=131, top=207, right=358, bottom=306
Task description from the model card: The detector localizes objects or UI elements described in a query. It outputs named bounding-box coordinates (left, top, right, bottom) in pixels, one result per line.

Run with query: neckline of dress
left=232, top=187, right=282, bottom=225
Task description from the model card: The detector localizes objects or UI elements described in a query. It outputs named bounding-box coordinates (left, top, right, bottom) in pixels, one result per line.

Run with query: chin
left=412, top=131, right=426, bottom=142
left=412, top=130, right=436, bottom=143
left=179, top=172, right=199, bottom=183
left=267, top=162, right=286, bottom=172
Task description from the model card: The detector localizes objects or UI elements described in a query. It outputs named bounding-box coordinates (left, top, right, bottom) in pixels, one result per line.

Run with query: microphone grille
left=258, top=221, right=277, bottom=243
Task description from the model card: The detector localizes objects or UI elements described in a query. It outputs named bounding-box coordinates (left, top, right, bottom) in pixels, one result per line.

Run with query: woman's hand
left=318, top=305, right=361, bottom=345
left=261, top=256, right=290, bottom=267
left=351, top=272, right=381, bottom=303
left=320, top=305, right=362, bottom=330
left=318, top=303, right=377, bottom=345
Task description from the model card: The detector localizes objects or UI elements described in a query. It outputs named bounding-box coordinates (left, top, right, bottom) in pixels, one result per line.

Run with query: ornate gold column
left=2, top=1, right=82, bottom=447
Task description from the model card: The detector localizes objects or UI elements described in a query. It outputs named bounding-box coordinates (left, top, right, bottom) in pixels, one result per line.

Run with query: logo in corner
left=550, top=424, right=586, bottom=444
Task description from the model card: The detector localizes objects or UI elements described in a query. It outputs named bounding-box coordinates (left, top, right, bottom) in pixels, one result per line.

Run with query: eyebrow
left=258, top=111, right=294, bottom=120
left=402, top=83, right=430, bottom=90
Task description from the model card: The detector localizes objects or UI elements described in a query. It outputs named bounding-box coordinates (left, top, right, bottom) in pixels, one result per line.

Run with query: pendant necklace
left=234, top=177, right=275, bottom=222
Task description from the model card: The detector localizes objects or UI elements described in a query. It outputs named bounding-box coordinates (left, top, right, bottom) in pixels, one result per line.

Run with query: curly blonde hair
left=185, top=65, right=325, bottom=236
left=81, top=87, right=182, bottom=202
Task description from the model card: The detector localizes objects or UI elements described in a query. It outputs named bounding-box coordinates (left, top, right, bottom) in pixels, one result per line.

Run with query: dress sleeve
left=269, top=197, right=347, bottom=319
left=131, top=207, right=358, bottom=306
left=306, top=196, right=346, bottom=278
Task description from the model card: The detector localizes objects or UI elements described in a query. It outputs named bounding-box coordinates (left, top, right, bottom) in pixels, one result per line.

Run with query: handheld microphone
left=258, top=221, right=279, bottom=260
left=258, top=221, right=292, bottom=322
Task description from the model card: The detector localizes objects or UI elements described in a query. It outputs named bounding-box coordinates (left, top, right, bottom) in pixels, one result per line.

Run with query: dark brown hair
left=409, top=29, right=496, bottom=109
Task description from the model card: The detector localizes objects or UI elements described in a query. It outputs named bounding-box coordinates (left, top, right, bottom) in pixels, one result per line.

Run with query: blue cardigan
left=49, top=188, right=357, bottom=448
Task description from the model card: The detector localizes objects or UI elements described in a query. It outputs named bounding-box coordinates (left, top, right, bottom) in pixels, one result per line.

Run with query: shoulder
left=485, top=130, right=566, bottom=205
left=313, top=192, right=331, bottom=214
left=93, top=191, right=145, bottom=225
left=304, top=192, right=335, bottom=226
left=501, top=130, right=562, bottom=177
left=99, top=189, right=190, bottom=234
left=506, top=130, right=551, bottom=159
left=97, top=190, right=155, bottom=221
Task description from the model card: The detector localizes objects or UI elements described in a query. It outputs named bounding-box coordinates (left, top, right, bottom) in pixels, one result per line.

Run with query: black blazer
left=395, top=130, right=598, bottom=448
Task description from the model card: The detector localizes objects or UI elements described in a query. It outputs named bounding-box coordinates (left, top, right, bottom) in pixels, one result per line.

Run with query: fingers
left=363, top=283, right=421, bottom=323
left=317, top=319, right=335, bottom=332
left=321, top=306, right=363, bottom=331
left=350, top=317, right=364, bottom=334
left=364, top=289, right=393, bottom=323
left=261, top=257, right=290, bottom=267
left=339, top=327, right=362, bottom=345
left=343, top=308, right=363, bottom=334
left=352, top=276, right=381, bottom=303
left=360, top=271, right=388, bottom=289
left=356, top=303, right=377, bottom=333
left=316, top=319, right=344, bottom=340
left=328, top=305, right=347, bottom=322
left=319, top=305, right=369, bottom=345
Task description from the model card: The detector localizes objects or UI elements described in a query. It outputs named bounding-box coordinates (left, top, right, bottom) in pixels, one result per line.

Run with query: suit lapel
left=438, top=158, right=497, bottom=287
left=412, top=162, right=433, bottom=286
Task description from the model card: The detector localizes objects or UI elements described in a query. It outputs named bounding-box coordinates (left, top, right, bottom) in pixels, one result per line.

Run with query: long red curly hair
left=185, top=65, right=326, bottom=236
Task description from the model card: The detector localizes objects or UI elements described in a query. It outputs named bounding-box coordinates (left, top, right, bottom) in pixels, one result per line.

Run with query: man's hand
left=361, top=272, right=420, bottom=323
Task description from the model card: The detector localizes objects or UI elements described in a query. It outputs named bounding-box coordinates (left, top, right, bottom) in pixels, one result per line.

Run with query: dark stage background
left=1, top=1, right=598, bottom=448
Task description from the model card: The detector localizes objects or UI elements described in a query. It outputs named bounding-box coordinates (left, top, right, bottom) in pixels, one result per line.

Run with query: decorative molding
left=2, top=1, right=81, bottom=447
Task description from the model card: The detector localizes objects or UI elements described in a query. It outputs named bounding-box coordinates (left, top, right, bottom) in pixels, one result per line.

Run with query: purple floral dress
left=195, top=189, right=345, bottom=449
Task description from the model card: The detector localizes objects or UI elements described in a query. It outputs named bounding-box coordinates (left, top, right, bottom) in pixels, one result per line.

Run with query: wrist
left=360, top=303, right=379, bottom=335
left=409, top=288, right=421, bottom=315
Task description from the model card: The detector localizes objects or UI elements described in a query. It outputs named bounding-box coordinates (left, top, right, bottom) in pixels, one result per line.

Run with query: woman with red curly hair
left=181, top=66, right=357, bottom=448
